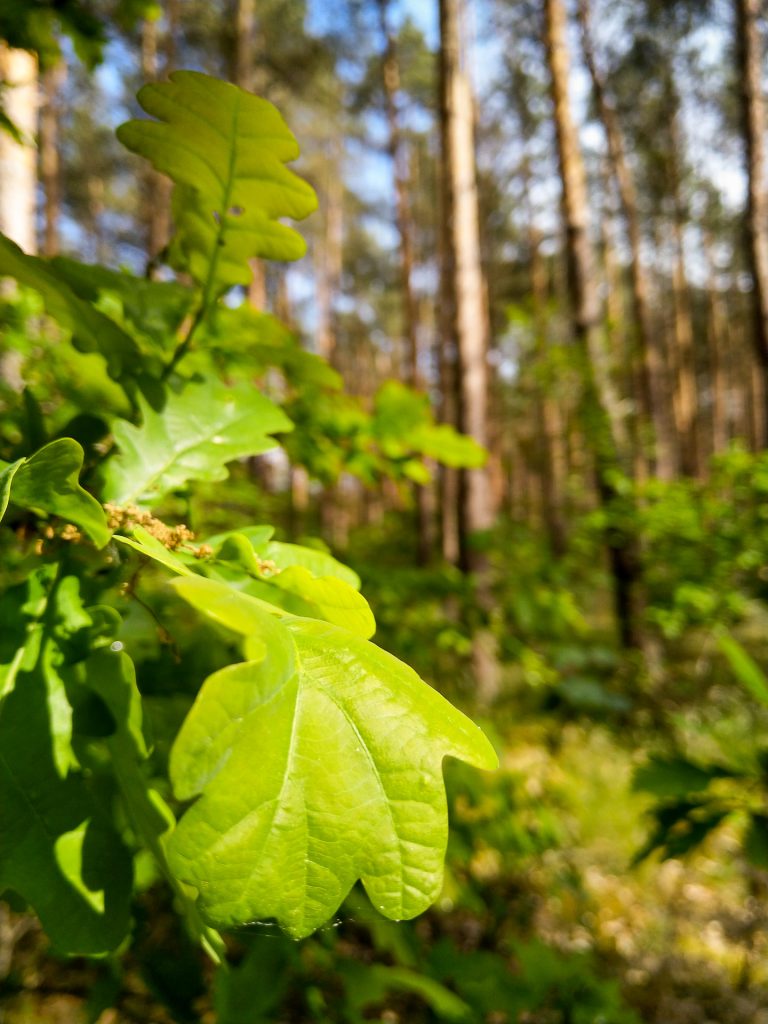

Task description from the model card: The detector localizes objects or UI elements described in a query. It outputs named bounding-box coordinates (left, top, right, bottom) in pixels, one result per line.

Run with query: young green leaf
left=0, top=233, right=141, bottom=379
left=0, top=458, right=23, bottom=520
left=116, top=71, right=317, bottom=296
left=0, top=643, right=132, bottom=955
left=246, top=565, right=376, bottom=637
left=210, top=532, right=374, bottom=635
left=261, top=539, right=362, bottom=589
left=167, top=577, right=497, bottom=939
left=49, top=255, right=193, bottom=353
left=75, top=648, right=225, bottom=962
left=113, top=526, right=197, bottom=576
left=0, top=439, right=110, bottom=547
left=102, top=380, right=292, bottom=506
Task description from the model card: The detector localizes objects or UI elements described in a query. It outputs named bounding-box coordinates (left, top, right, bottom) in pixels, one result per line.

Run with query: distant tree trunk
left=233, top=0, right=267, bottom=308
left=545, top=0, right=644, bottom=650
left=600, top=197, right=625, bottom=369
left=234, top=0, right=255, bottom=89
left=438, top=0, right=494, bottom=571
left=0, top=46, right=37, bottom=254
left=377, top=0, right=434, bottom=563
left=736, top=0, right=768, bottom=445
left=377, top=0, right=419, bottom=387
left=577, top=0, right=677, bottom=480
left=439, top=0, right=498, bottom=702
left=316, top=147, right=343, bottom=363
left=669, top=221, right=698, bottom=474
left=39, top=61, right=64, bottom=258
left=164, top=0, right=179, bottom=69
left=666, top=103, right=700, bottom=477
left=703, top=231, right=729, bottom=456
left=140, top=15, right=172, bottom=270
left=529, top=222, right=567, bottom=556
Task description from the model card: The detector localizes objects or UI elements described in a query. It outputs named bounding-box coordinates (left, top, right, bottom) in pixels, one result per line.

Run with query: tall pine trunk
left=577, top=0, right=677, bottom=480
left=234, top=0, right=267, bottom=308
left=736, top=0, right=768, bottom=444
left=40, top=62, right=64, bottom=258
left=140, top=6, right=175, bottom=272
left=0, top=46, right=37, bottom=255
left=438, top=0, right=498, bottom=702
left=438, top=0, right=493, bottom=571
left=544, top=0, right=644, bottom=650
left=377, top=0, right=435, bottom=563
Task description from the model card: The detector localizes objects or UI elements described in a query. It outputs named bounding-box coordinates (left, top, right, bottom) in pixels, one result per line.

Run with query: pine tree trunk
left=233, top=0, right=267, bottom=308
left=39, top=62, right=64, bottom=258
left=669, top=219, right=698, bottom=475
left=703, top=232, right=729, bottom=456
left=316, top=149, right=343, bottom=364
left=0, top=46, right=37, bottom=254
left=439, top=0, right=498, bottom=702
left=545, top=0, right=644, bottom=650
left=577, top=0, right=677, bottom=479
left=530, top=222, right=567, bottom=556
left=140, top=15, right=172, bottom=270
left=377, top=0, right=419, bottom=387
left=438, top=0, right=493, bottom=571
left=377, top=0, right=435, bottom=562
left=736, top=0, right=768, bottom=443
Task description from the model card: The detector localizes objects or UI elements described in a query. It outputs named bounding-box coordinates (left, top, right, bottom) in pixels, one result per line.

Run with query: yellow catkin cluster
left=104, top=502, right=198, bottom=552
left=36, top=523, right=83, bottom=551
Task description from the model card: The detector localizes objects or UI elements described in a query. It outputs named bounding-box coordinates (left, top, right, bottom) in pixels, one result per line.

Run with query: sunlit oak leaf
left=0, top=439, right=109, bottom=547
left=0, top=234, right=141, bottom=379
left=102, top=379, right=292, bottom=506
left=116, top=71, right=317, bottom=295
left=167, top=577, right=497, bottom=939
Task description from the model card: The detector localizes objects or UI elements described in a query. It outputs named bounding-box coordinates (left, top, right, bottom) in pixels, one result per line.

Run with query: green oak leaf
left=113, top=525, right=197, bottom=576
left=116, top=71, right=317, bottom=296
left=0, top=639, right=132, bottom=955
left=102, top=379, right=292, bottom=506
left=0, top=233, right=141, bottom=379
left=74, top=647, right=225, bottom=962
left=167, top=577, right=497, bottom=939
left=49, top=256, right=192, bottom=353
left=211, top=532, right=374, bottom=636
left=0, top=439, right=110, bottom=547
left=372, top=382, right=486, bottom=469
left=245, top=565, right=376, bottom=638
left=0, top=458, right=23, bottom=520
left=261, top=540, right=361, bottom=588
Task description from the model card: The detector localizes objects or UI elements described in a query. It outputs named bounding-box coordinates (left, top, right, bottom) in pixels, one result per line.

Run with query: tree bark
left=577, top=0, right=677, bottom=480
left=736, top=0, right=768, bottom=445
left=233, top=0, right=267, bottom=308
left=0, top=46, right=37, bottom=254
left=669, top=212, right=699, bottom=475
left=140, top=15, right=173, bottom=270
left=529, top=222, right=568, bottom=556
left=438, top=0, right=493, bottom=572
left=545, top=0, right=644, bottom=650
left=377, top=0, right=419, bottom=388
left=315, top=146, right=343, bottom=364
left=438, top=0, right=499, bottom=703
left=702, top=231, right=729, bottom=456
left=377, top=0, right=435, bottom=563
left=39, top=62, right=64, bottom=257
